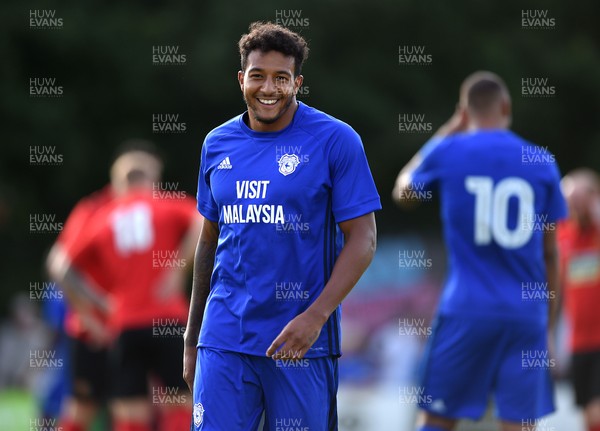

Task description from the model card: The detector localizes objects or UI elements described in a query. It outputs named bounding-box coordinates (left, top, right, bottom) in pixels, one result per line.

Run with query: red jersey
left=558, top=219, right=600, bottom=352
left=70, top=189, right=199, bottom=332
left=56, top=186, right=114, bottom=339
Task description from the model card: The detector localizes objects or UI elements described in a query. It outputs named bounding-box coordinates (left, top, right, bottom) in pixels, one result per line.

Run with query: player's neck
left=247, top=100, right=299, bottom=133
left=468, top=118, right=509, bottom=131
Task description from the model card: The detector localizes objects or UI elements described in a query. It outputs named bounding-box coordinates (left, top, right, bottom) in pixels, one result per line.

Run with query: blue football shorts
left=418, top=313, right=554, bottom=422
left=192, top=347, right=338, bottom=431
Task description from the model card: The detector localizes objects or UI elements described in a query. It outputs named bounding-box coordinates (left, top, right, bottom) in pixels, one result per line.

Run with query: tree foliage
left=0, top=0, right=598, bottom=314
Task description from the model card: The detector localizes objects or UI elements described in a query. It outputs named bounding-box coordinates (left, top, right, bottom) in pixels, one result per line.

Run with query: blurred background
left=1, top=0, right=599, bottom=430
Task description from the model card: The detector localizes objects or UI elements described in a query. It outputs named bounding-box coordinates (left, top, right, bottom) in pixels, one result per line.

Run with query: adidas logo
left=217, top=157, right=232, bottom=170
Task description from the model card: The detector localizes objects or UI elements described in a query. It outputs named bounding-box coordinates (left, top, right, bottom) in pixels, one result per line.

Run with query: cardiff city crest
left=278, top=154, right=300, bottom=176
left=193, top=403, right=205, bottom=427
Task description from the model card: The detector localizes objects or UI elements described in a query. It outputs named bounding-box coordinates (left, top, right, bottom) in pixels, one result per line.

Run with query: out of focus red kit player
left=70, top=187, right=197, bottom=334
left=54, top=143, right=202, bottom=431
left=69, top=182, right=201, bottom=431
left=559, top=220, right=600, bottom=352
left=48, top=185, right=114, bottom=431
left=558, top=168, right=600, bottom=431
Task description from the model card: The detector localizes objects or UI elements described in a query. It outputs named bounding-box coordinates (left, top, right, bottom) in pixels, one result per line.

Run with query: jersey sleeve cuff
left=333, top=197, right=382, bottom=223
left=197, top=201, right=219, bottom=222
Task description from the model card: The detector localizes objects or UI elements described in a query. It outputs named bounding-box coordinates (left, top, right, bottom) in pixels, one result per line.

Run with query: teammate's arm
left=393, top=106, right=468, bottom=206
left=182, top=219, right=218, bottom=391
left=266, top=212, right=376, bottom=359
left=392, top=152, right=422, bottom=206
left=432, top=105, right=468, bottom=139
left=47, top=246, right=111, bottom=345
left=47, top=245, right=110, bottom=312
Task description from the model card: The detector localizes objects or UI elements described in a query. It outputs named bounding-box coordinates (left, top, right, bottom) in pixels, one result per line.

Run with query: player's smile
left=257, top=98, right=278, bottom=105
left=252, top=91, right=286, bottom=114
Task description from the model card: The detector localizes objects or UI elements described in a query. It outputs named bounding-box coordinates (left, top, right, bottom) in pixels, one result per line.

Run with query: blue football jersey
left=410, top=129, right=567, bottom=322
left=196, top=102, right=381, bottom=357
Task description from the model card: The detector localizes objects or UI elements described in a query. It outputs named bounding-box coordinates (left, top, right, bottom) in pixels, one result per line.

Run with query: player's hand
left=81, top=314, right=113, bottom=348
left=437, top=105, right=468, bottom=137
left=183, top=343, right=197, bottom=392
left=266, top=310, right=325, bottom=359
left=155, top=268, right=185, bottom=300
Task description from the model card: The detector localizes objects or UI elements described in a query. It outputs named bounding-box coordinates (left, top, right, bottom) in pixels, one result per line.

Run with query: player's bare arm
left=393, top=106, right=468, bottom=206
left=266, top=212, right=376, bottom=359
left=155, top=215, right=203, bottom=299
left=183, top=219, right=218, bottom=390
left=47, top=245, right=110, bottom=313
left=434, top=105, right=468, bottom=138
left=392, top=152, right=422, bottom=206
left=181, top=216, right=204, bottom=262
left=62, top=267, right=109, bottom=311
left=47, top=247, right=112, bottom=345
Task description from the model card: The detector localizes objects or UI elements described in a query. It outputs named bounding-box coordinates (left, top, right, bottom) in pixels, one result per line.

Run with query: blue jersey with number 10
left=410, top=129, right=567, bottom=322
left=196, top=102, right=381, bottom=357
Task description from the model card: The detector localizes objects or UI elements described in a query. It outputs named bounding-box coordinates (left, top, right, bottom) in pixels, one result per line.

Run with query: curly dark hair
left=238, top=22, right=309, bottom=76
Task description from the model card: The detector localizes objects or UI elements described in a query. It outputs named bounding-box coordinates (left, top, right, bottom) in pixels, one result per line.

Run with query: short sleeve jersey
left=410, top=130, right=567, bottom=322
left=70, top=190, right=199, bottom=332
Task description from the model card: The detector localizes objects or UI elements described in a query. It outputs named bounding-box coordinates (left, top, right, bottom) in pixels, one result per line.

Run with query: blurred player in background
left=46, top=142, right=125, bottom=431
left=183, top=22, right=380, bottom=431
left=393, top=71, right=567, bottom=431
left=559, top=168, right=600, bottom=431
left=50, top=140, right=202, bottom=431
left=0, top=294, right=50, bottom=392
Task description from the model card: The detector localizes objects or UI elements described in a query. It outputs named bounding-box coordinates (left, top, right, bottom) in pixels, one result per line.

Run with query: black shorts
left=110, top=326, right=188, bottom=398
left=571, top=349, right=600, bottom=406
left=69, top=336, right=110, bottom=402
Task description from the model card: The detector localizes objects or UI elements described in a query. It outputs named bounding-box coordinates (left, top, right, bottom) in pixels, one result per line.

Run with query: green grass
left=0, top=389, right=38, bottom=431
